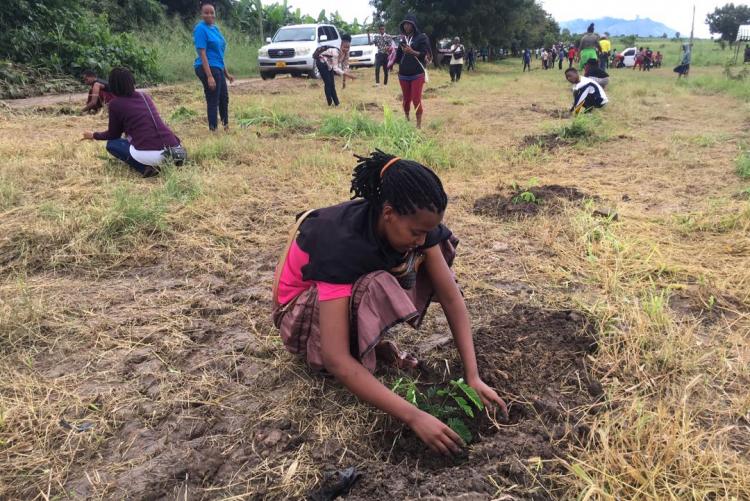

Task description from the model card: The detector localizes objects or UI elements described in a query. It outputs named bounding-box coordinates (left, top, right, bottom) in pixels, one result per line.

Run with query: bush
left=0, top=62, right=80, bottom=99
left=0, top=1, right=158, bottom=83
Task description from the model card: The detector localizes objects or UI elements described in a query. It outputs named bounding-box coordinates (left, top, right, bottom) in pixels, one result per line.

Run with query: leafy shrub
left=0, top=1, right=158, bottom=83
left=0, top=61, right=79, bottom=99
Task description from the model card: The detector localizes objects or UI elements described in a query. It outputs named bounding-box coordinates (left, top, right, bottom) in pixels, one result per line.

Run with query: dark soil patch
left=31, top=105, right=78, bottom=115
left=350, top=306, right=601, bottom=500
left=473, top=185, right=593, bottom=219
left=527, top=104, right=571, bottom=119
left=520, top=132, right=575, bottom=151
left=358, top=101, right=382, bottom=112
left=668, top=285, right=743, bottom=325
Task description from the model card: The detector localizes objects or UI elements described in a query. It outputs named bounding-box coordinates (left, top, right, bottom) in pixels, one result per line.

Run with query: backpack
left=313, top=45, right=337, bottom=60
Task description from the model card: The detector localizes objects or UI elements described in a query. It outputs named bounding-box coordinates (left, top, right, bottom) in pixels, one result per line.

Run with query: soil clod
left=473, top=184, right=593, bottom=219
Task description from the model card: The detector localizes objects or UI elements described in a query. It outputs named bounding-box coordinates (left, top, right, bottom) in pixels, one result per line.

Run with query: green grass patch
left=169, top=106, right=198, bottom=122
left=0, top=178, right=20, bottom=210
left=143, top=25, right=259, bottom=83
left=237, top=106, right=313, bottom=132
left=96, top=165, right=202, bottom=242
left=736, top=150, right=750, bottom=179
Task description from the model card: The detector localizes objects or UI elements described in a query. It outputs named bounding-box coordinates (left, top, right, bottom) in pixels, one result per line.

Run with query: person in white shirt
left=315, top=34, right=356, bottom=106
left=564, top=67, right=608, bottom=115
left=449, top=37, right=465, bottom=82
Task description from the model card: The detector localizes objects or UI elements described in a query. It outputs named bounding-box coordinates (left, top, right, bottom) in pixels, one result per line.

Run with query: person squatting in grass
left=272, top=151, right=509, bottom=456
left=82, top=68, right=184, bottom=177
left=583, top=58, right=609, bottom=88
left=81, top=70, right=114, bottom=114
left=368, top=24, right=393, bottom=87
left=565, top=67, right=608, bottom=115
left=396, top=14, right=430, bottom=128
left=194, top=0, right=235, bottom=131
left=315, top=34, right=356, bottom=106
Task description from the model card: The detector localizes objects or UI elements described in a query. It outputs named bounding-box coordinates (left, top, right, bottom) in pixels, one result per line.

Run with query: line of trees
left=0, top=0, right=563, bottom=83
left=370, top=0, right=560, bottom=57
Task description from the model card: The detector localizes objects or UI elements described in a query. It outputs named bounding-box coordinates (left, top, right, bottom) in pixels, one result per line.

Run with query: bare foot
left=376, top=340, right=419, bottom=370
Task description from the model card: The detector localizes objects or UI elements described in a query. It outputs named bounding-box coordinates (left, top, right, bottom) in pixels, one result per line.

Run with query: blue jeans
left=195, top=66, right=228, bottom=130
left=105, top=139, right=157, bottom=177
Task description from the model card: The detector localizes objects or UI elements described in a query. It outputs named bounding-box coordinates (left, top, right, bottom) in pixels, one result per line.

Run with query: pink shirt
left=278, top=241, right=353, bottom=304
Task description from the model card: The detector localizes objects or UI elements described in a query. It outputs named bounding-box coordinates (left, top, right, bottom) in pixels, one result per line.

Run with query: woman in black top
left=396, top=14, right=431, bottom=128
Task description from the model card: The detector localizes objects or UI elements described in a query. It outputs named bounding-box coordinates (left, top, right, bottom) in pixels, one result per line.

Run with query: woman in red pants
left=395, top=14, right=431, bottom=128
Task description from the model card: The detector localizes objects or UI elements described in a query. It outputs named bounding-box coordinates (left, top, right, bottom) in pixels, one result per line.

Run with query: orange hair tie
left=380, top=157, right=401, bottom=178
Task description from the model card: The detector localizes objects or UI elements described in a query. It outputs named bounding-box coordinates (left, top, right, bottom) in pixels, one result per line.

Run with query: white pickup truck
left=257, top=24, right=342, bottom=79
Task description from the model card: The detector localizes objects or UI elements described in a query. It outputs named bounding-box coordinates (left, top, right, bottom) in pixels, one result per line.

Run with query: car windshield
left=351, top=35, right=370, bottom=46
left=438, top=39, right=452, bottom=50
left=273, top=27, right=316, bottom=42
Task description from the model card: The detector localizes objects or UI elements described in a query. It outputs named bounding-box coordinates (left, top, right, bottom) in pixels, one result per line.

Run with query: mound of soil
left=520, top=133, right=574, bottom=151
left=350, top=306, right=601, bottom=500
left=473, top=185, right=592, bottom=219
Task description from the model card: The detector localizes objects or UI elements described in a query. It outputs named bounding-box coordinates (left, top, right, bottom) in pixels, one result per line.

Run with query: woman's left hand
left=227, top=73, right=235, bottom=84
left=82, top=131, right=94, bottom=140
left=467, top=377, right=509, bottom=419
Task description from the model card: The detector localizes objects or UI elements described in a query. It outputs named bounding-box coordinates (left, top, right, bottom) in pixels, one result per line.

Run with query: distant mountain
left=559, top=17, right=677, bottom=37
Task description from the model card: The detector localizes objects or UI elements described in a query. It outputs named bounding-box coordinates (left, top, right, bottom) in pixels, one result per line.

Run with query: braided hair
left=351, top=150, right=448, bottom=215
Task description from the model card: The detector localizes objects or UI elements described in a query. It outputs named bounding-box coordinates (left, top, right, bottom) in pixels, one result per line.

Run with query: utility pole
left=257, top=0, right=264, bottom=43
left=689, top=3, right=695, bottom=47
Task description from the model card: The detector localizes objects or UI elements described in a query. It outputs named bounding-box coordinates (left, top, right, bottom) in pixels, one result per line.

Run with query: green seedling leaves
left=447, top=417, right=472, bottom=444
left=452, top=378, right=484, bottom=412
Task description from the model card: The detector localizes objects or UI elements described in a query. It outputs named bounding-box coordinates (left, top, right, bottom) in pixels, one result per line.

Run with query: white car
left=348, top=34, right=377, bottom=67
left=258, top=24, right=342, bottom=79
left=616, top=47, right=638, bottom=68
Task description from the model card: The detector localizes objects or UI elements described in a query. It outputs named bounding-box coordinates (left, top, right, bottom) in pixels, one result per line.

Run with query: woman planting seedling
left=272, top=151, right=508, bottom=456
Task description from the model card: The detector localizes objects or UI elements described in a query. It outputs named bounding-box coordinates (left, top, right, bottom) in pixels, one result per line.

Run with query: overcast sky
left=285, top=0, right=746, bottom=38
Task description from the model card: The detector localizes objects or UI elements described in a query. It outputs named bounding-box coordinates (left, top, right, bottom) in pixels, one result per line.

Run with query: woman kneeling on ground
left=82, top=67, right=184, bottom=177
left=272, top=151, right=508, bottom=456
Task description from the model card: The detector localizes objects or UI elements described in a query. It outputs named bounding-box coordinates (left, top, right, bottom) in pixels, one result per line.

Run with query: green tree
left=706, top=3, right=750, bottom=46
left=370, top=0, right=559, bottom=61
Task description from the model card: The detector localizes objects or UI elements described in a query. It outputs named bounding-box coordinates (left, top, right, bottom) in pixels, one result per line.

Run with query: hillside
left=560, top=16, right=677, bottom=37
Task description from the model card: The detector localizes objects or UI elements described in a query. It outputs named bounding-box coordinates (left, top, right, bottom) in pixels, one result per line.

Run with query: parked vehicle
left=437, top=38, right=453, bottom=65
left=615, top=47, right=638, bottom=68
left=348, top=34, right=377, bottom=67
left=257, top=24, right=341, bottom=79
left=348, top=34, right=399, bottom=68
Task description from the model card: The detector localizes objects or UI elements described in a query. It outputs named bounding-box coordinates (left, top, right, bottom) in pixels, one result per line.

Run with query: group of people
left=70, top=1, right=627, bottom=459
left=79, top=0, right=234, bottom=175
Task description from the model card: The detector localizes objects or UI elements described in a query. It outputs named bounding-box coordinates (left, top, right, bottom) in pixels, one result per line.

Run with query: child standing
left=272, top=151, right=508, bottom=456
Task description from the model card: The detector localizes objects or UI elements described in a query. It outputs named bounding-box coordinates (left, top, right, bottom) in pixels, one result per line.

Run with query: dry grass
left=1, top=61, right=749, bottom=499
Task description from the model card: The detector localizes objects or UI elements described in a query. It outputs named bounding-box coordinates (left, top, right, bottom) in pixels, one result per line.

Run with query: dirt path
left=0, top=78, right=262, bottom=109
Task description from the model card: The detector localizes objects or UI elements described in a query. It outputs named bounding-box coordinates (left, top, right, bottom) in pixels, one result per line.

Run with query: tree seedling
left=392, top=377, right=484, bottom=444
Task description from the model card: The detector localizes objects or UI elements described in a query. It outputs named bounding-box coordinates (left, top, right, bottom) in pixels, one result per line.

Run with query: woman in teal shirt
left=194, top=1, right=235, bottom=131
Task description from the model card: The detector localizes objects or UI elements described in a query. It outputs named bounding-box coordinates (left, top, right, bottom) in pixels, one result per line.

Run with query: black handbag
left=140, top=92, right=187, bottom=171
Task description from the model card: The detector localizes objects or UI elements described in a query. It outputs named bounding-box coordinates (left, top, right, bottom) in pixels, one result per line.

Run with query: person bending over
left=82, top=68, right=184, bottom=177
left=565, top=67, right=608, bottom=115
left=272, top=151, right=508, bottom=456
left=81, top=70, right=113, bottom=114
left=315, top=34, right=356, bottom=106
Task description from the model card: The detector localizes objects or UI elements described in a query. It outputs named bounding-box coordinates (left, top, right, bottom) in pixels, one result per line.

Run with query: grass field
left=1, top=58, right=749, bottom=499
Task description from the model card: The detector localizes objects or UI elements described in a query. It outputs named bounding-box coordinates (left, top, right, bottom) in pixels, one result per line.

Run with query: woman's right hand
left=207, top=76, right=216, bottom=90
left=408, top=410, right=464, bottom=456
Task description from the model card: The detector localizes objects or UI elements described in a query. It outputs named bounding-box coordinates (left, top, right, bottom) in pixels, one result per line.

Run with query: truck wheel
left=261, top=72, right=276, bottom=80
